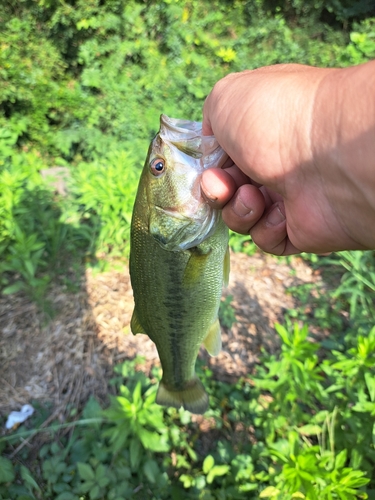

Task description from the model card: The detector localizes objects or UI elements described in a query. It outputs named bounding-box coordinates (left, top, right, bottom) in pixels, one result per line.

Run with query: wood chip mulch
left=0, top=251, right=321, bottom=420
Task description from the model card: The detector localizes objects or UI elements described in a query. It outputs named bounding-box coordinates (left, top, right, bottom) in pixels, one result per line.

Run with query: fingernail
left=201, top=187, right=218, bottom=203
left=267, top=205, right=286, bottom=226
left=233, top=193, right=252, bottom=217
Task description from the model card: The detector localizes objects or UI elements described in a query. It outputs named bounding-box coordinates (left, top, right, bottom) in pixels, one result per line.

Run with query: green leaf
left=55, top=493, right=80, bottom=500
left=202, top=455, right=214, bottom=474
left=137, top=428, right=169, bottom=452
left=143, top=459, right=159, bottom=484
left=275, top=323, right=292, bottom=346
left=8, top=495, right=35, bottom=500
left=180, top=474, right=195, bottom=488
left=79, top=481, right=92, bottom=494
left=335, top=449, right=348, bottom=470
left=206, top=465, right=230, bottom=484
left=297, top=424, right=322, bottom=436
left=24, top=259, right=35, bottom=277
left=96, top=464, right=110, bottom=488
left=90, top=484, right=101, bottom=499
left=130, top=437, right=142, bottom=470
left=77, top=462, right=95, bottom=482
left=0, top=456, right=15, bottom=483
left=2, top=281, right=25, bottom=294
left=83, top=396, right=102, bottom=419
left=20, top=465, right=41, bottom=492
left=365, top=372, right=375, bottom=402
left=54, top=482, right=71, bottom=493
left=195, top=475, right=206, bottom=490
left=132, top=380, right=142, bottom=406
left=260, top=486, right=281, bottom=498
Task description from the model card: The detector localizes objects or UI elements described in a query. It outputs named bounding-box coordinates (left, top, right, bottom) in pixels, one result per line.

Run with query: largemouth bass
left=129, top=114, right=229, bottom=414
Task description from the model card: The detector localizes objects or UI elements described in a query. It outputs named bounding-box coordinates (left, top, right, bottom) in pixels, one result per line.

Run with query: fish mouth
left=154, top=205, right=197, bottom=221
left=151, top=205, right=220, bottom=251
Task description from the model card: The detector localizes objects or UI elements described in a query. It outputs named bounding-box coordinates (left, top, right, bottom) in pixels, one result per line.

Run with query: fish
left=129, top=114, right=229, bottom=414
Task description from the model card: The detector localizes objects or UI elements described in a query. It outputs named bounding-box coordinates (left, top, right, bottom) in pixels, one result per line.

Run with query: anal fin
left=203, top=318, right=222, bottom=357
left=130, top=309, right=146, bottom=335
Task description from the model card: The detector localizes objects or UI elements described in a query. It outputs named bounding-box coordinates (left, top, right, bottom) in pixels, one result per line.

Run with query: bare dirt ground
left=0, top=251, right=322, bottom=422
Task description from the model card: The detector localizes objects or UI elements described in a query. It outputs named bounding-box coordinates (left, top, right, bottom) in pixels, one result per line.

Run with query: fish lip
left=154, top=205, right=198, bottom=221
left=152, top=205, right=220, bottom=251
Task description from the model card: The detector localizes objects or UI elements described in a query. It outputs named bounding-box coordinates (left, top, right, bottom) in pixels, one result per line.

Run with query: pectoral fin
left=183, top=247, right=211, bottom=287
left=203, top=318, right=222, bottom=357
left=130, top=310, right=146, bottom=335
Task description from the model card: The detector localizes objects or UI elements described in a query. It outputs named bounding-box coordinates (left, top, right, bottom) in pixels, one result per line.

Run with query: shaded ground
left=0, top=251, right=322, bottom=421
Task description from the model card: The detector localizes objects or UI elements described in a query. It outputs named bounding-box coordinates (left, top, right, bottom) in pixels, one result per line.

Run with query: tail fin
left=156, top=377, right=209, bottom=414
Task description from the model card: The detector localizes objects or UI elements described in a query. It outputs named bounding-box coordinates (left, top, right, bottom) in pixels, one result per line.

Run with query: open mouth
left=154, top=205, right=200, bottom=221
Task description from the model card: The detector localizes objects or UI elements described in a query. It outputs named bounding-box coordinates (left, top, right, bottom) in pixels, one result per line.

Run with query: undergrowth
left=1, top=320, right=375, bottom=499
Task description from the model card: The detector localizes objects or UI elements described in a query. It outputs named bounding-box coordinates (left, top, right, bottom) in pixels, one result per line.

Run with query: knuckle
left=250, top=222, right=287, bottom=256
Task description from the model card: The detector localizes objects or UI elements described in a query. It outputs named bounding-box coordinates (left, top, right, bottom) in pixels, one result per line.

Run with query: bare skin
left=201, top=61, right=375, bottom=256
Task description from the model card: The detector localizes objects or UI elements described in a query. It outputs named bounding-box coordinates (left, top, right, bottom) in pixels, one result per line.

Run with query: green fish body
left=129, top=115, right=229, bottom=414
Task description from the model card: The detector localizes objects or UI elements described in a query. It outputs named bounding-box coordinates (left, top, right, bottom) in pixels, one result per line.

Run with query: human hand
left=201, top=62, right=375, bottom=255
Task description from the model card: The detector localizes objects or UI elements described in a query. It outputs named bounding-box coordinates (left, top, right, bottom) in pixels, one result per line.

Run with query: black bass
left=129, top=115, right=229, bottom=414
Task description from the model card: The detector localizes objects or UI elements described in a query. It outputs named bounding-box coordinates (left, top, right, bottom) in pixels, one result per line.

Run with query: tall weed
left=71, top=150, right=140, bottom=258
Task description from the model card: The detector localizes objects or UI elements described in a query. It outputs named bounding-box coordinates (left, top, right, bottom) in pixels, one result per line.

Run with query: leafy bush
left=0, top=1, right=374, bottom=296
left=0, top=14, right=83, bottom=156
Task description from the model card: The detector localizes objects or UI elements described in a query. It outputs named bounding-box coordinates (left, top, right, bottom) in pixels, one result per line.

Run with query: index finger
left=201, top=168, right=237, bottom=209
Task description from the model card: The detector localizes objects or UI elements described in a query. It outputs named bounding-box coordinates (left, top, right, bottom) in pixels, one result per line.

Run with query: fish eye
left=150, top=158, right=165, bottom=176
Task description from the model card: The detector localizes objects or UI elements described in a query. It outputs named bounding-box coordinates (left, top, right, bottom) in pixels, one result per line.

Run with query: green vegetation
left=2, top=314, right=375, bottom=499
left=1, top=0, right=375, bottom=498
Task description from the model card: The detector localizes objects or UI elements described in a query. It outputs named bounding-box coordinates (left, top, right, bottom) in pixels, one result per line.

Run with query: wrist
left=311, top=61, right=375, bottom=249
